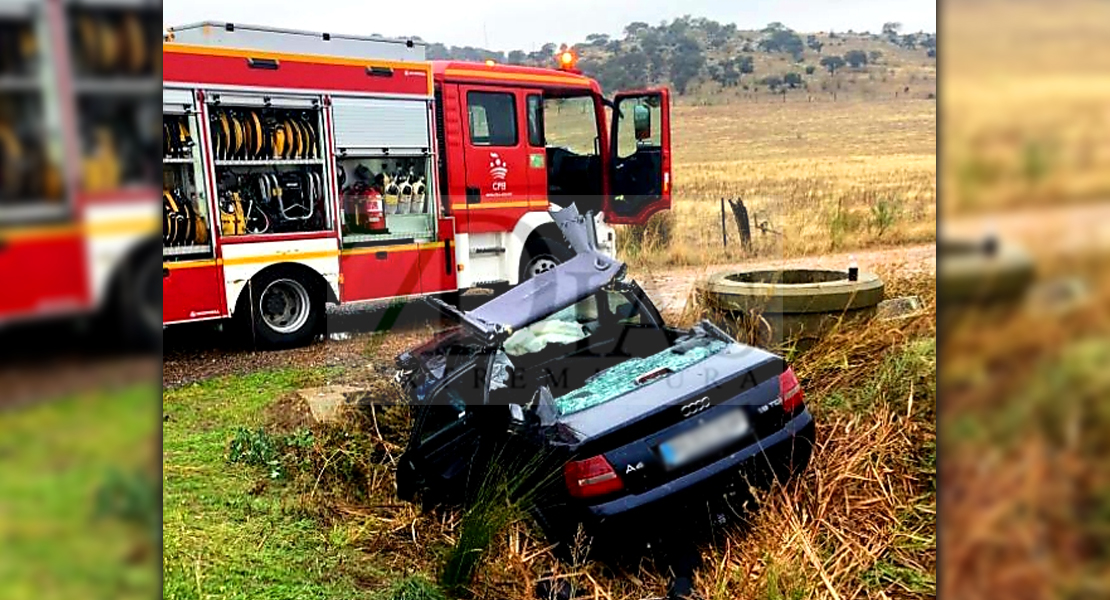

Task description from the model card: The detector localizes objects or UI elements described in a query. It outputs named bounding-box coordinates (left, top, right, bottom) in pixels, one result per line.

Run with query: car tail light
left=780, top=367, right=805, bottom=413
left=564, top=455, right=624, bottom=499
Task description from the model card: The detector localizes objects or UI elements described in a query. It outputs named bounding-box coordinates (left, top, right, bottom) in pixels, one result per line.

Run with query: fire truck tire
left=119, top=250, right=163, bottom=351
left=239, top=269, right=322, bottom=349
left=520, top=236, right=572, bottom=282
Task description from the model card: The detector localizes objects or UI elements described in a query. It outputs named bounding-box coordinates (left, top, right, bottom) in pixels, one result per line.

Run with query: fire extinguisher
left=359, top=186, right=387, bottom=233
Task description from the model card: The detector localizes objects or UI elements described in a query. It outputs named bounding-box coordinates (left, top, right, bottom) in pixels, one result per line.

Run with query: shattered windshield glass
left=553, top=338, right=729, bottom=416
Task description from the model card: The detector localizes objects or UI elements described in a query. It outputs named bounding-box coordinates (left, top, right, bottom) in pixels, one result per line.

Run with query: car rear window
left=553, top=339, right=728, bottom=416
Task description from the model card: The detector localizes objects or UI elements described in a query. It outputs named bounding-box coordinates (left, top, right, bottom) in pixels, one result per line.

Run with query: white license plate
left=659, top=410, right=750, bottom=469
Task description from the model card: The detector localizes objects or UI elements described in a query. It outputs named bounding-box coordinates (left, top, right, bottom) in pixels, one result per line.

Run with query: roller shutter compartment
left=332, top=97, right=430, bottom=151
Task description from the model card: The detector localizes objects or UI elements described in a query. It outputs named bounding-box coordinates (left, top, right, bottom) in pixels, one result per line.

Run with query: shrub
left=228, top=427, right=287, bottom=479
left=870, top=198, right=904, bottom=237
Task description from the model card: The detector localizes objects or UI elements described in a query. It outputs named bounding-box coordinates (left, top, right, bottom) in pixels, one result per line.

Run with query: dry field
left=636, top=99, right=937, bottom=266
left=942, top=0, right=1110, bottom=215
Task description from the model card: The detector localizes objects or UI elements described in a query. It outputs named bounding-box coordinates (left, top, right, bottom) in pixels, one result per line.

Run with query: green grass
left=373, top=575, right=448, bottom=600
left=861, top=559, right=935, bottom=595
left=818, top=337, right=936, bottom=418
left=0, top=386, right=160, bottom=600
left=163, top=369, right=426, bottom=600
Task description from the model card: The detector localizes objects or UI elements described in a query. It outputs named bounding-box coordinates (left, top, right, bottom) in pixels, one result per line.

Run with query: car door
left=606, top=89, right=672, bottom=225
left=399, top=355, right=491, bottom=502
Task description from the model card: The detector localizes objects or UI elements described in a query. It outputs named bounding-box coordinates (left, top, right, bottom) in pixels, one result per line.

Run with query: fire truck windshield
left=541, top=95, right=603, bottom=212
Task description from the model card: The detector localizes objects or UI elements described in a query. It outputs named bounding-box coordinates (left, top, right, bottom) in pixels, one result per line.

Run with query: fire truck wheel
left=520, top=236, right=572, bottom=281
left=241, top=271, right=321, bottom=349
left=121, top=251, right=163, bottom=351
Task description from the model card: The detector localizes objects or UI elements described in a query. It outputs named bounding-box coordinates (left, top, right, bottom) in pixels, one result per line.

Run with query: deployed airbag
left=504, top=319, right=589, bottom=356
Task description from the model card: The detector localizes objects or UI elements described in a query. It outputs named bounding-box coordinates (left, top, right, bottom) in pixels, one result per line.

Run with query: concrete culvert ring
left=939, top=237, right=1034, bottom=305
left=697, top=269, right=885, bottom=349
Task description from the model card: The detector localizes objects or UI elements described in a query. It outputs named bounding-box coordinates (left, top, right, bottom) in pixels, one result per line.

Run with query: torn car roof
left=452, top=205, right=625, bottom=336
left=470, top=251, right=624, bottom=333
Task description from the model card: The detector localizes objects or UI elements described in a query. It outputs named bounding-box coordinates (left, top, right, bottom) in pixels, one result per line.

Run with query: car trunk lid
left=554, top=344, right=788, bottom=494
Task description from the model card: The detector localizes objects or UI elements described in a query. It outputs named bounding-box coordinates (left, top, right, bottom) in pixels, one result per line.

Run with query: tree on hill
left=625, top=22, right=650, bottom=37
left=585, top=33, right=610, bottom=46
left=806, top=34, right=824, bottom=54
left=759, top=26, right=806, bottom=61
left=882, top=22, right=902, bottom=36
left=759, top=75, right=784, bottom=91
left=783, top=72, right=804, bottom=88
left=669, top=35, right=705, bottom=94
left=844, top=50, right=869, bottom=68
left=715, top=55, right=754, bottom=87
left=820, top=54, right=846, bottom=74
left=869, top=50, right=883, bottom=63
left=706, top=22, right=737, bottom=49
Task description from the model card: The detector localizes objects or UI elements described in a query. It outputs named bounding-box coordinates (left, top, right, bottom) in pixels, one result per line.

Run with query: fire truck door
left=606, top=89, right=672, bottom=225
left=458, top=86, right=534, bottom=234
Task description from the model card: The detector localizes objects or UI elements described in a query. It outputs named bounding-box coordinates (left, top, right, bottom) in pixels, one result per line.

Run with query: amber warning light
left=557, top=48, right=578, bottom=71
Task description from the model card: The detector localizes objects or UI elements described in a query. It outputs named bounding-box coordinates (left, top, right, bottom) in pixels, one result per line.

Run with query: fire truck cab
left=162, top=23, right=671, bottom=348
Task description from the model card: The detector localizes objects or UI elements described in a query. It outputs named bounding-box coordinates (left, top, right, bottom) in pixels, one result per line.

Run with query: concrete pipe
left=697, top=269, right=885, bottom=349
left=939, top=237, right=1034, bottom=305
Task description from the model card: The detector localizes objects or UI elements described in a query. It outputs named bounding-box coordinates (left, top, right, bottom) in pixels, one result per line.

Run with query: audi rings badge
left=680, top=397, right=711, bottom=418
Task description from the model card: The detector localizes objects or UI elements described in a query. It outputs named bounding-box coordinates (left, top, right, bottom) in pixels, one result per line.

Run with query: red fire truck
left=162, top=22, right=672, bottom=348
left=0, top=0, right=160, bottom=347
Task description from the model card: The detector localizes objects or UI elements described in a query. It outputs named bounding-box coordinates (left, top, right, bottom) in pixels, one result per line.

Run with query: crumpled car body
left=394, top=207, right=815, bottom=543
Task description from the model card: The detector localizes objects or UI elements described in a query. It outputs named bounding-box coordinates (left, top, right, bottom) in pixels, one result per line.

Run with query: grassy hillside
left=424, top=18, right=937, bottom=102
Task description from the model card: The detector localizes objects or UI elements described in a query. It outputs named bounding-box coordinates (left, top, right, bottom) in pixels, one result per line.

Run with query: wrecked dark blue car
left=394, top=208, right=814, bottom=546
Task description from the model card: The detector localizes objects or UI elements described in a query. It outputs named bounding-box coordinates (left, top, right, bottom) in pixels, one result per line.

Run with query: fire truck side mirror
left=633, top=104, right=652, bottom=141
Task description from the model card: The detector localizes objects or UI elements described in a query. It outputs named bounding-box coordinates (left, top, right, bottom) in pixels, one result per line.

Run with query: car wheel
left=519, top=236, right=572, bottom=282
left=240, top=270, right=321, bottom=349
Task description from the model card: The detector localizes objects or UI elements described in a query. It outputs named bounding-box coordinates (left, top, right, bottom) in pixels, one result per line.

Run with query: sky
left=164, top=0, right=935, bottom=52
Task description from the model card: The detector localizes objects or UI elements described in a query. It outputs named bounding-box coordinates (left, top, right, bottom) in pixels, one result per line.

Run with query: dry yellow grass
left=942, top=0, right=1110, bottom=215
left=626, top=99, right=936, bottom=266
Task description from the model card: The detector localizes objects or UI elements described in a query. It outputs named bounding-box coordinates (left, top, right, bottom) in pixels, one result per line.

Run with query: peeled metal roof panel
left=468, top=251, right=623, bottom=333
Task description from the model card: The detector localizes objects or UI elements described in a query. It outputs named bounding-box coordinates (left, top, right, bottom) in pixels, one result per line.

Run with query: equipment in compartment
left=163, top=114, right=193, bottom=159
left=340, top=165, right=388, bottom=234
left=413, top=174, right=427, bottom=213
left=397, top=169, right=414, bottom=215
left=0, top=19, right=37, bottom=76
left=81, top=127, right=122, bottom=192
left=210, top=106, right=319, bottom=161
left=0, top=135, right=64, bottom=203
left=337, top=157, right=431, bottom=237
left=72, top=9, right=157, bottom=75
left=216, top=168, right=325, bottom=234
left=218, top=189, right=246, bottom=236
left=383, top=171, right=399, bottom=215
left=163, top=187, right=207, bottom=246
